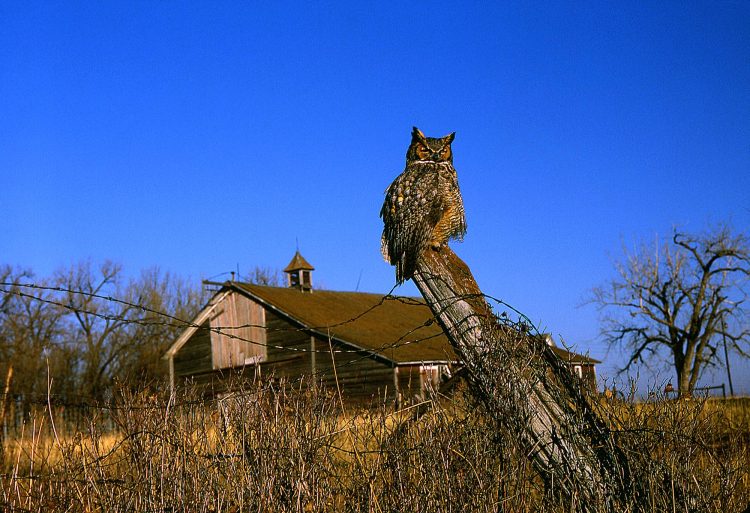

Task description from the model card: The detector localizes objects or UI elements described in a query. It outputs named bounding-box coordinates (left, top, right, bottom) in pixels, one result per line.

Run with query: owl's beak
left=431, top=153, right=440, bottom=161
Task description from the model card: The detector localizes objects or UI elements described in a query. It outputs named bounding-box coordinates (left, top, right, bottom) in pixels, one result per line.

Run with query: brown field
left=2, top=381, right=749, bottom=512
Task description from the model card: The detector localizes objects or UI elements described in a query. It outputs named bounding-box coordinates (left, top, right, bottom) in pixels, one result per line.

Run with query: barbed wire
left=0, top=280, right=541, bottom=395
left=0, top=282, right=439, bottom=355
left=0, top=281, right=532, bottom=357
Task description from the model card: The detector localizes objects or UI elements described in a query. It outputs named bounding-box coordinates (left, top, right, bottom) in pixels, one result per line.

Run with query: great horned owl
left=380, top=127, right=467, bottom=284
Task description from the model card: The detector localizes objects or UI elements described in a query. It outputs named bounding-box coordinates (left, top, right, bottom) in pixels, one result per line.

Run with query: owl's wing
left=380, top=168, right=443, bottom=283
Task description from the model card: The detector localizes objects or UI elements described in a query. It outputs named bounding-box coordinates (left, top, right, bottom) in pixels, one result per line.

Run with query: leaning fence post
left=410, top=246, right=651, bottom=512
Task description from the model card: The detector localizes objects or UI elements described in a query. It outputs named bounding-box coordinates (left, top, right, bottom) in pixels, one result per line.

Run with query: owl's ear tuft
left=445, top=132, right=456, bottom=144
left=412, top=127, right=427, bottom=141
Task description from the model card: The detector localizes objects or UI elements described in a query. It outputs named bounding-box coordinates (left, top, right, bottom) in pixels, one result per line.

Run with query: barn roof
left=230, top=283, right=599, bottom=365
left=549, top=346, right=599, bottom=365
left=234, top=283, right=454, bottom=363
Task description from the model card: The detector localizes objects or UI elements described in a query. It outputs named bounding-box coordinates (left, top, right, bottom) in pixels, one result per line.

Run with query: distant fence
left=694, top=384, right=727, bottom=399
left=1, top=394, right=116, bottom=440
left=2, top=384, right=734, bottom=442
left=661, top=383, right=728, bottom=399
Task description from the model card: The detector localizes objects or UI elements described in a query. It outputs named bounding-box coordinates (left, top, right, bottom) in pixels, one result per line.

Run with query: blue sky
left=2, top=2, right=749, bottom=393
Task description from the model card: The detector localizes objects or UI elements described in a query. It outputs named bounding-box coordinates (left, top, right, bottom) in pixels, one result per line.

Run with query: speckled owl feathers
left=380, top=127, right=467, bottom=284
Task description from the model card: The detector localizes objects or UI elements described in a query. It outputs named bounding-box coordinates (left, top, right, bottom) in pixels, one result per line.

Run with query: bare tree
left=1, top=262, right=203, bottom=403
left=56, top=261, right=133, bottom=399
left=244, top=266, right=284, bottom=287
left=0, top=266, right=72, bottom=399
left=115, top=267, right=202, bottom=384
left=590, top=225, right=749, bottom=397
left=57, top=261, right=203, bottom=398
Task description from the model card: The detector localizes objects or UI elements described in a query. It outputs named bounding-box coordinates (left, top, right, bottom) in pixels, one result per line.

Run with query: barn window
left=573, top=365, right=583, bottom=379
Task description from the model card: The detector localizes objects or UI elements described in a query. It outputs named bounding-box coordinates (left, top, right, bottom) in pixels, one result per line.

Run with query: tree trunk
left=412, top=247, right=651, bottom=512
left=678, top=367, right=691, bottom=398
left=674, top=350, right=693, bottom=398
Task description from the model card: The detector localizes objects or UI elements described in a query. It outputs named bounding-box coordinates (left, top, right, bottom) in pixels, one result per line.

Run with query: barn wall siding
left=582, top=364, right=597, bottom=390
left=263, top=309, right=397, bottom=403
left=173, top=324, right=212, bottom=376
left=312, top=337, right=397, bottom=403
left=210, top=293, right=267, bottom=369
left=265, top=310, right=313, bottom=372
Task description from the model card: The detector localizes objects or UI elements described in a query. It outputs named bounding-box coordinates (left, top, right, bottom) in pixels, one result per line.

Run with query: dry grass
left=1, top=379, right=748, bottom=512
left=597, top=394, right=750, bottom=512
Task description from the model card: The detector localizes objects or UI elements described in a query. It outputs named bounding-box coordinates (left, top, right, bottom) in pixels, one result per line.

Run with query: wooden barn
left=163, top=252, right=599, bottom=403
left=536, top=333, right=599, bottom=390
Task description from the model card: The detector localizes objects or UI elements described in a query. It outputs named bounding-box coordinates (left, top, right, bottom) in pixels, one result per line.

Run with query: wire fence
left=1, top=376, right=748, bottom=513
left=1, top=277, right=750, bottom=511
left=0, top=280, right=532, bottom=357
left=0, top=278, right=551, bottom=410
left=0, top=276, right=543, bottom=450
left=2, top=395, right=111, bottom=439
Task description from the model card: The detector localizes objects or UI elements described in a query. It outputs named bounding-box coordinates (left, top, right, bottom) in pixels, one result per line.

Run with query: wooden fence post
left=411, top=247, right=648, bottom=512
left=0, top=365, right=11, bottom=454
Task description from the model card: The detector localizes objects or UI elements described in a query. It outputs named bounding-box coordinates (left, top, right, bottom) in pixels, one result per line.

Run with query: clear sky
left=2, top=2, right=749, bottom=394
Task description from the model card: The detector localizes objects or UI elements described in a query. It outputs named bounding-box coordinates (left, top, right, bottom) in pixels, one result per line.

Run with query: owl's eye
left=441, top=147, right=451, bottom=157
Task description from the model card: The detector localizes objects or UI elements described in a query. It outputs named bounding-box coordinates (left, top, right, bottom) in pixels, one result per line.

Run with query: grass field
left=2, top=381, right=749, bottom=512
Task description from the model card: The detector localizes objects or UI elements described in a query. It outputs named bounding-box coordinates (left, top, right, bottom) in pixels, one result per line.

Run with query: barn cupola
left=283, top=251, right=315, bottom=292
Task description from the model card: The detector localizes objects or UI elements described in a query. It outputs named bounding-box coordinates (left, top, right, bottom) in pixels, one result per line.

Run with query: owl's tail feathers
left=395, top=257, right=417, bottom=286
left=381, top=235, right=415, bottom=286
